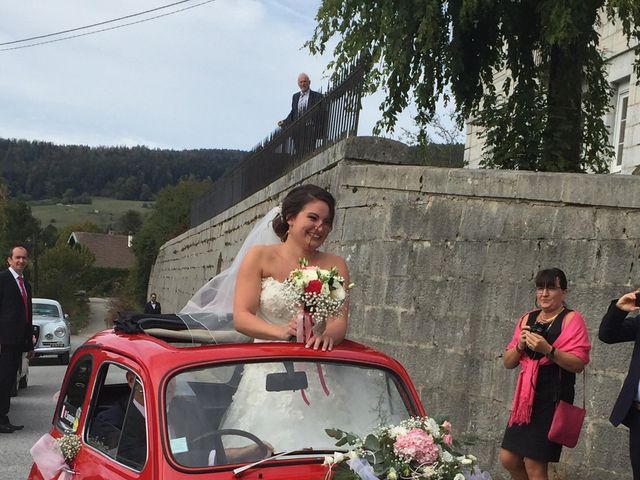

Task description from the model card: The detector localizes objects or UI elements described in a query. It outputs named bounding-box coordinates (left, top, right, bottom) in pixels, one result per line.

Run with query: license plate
left=43, top=342, right=64, bottom=348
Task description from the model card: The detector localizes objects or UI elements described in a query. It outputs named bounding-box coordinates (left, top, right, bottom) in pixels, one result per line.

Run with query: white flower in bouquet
left=299, top=268, right=319, bottom=284
left=440, top=449, right=455, bottom=463
left=421, top=465, right=437, bottom=476
left=425, top=417, right=440, bottom=437
left=330, top=282, right=346, bottom=301
left=389, top=425, right=408, bottom=439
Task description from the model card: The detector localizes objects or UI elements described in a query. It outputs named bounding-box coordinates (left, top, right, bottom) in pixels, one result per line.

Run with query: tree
left=38, top=243, right=94, bottom=314
left=129, top=179, right=211, bottom=305
left=0, top=199, right=41, bottom=255
left=308, top=1, right=640, bottom=172
left=400, top=110, right=465, bottom=167
left=117, top=210, right=143, bottom=235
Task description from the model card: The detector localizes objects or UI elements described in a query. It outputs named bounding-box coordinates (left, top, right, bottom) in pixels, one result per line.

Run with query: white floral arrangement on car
left=324, top=416, right=491, bottom=480
left=283, top=258, right=352, bottom=340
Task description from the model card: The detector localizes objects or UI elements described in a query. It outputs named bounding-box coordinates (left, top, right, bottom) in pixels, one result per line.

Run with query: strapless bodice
left=257, top=277, right=291, bottom=326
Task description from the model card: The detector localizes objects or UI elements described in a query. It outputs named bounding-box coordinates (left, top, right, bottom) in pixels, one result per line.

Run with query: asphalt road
left=0, top=298, right=109, bottom=480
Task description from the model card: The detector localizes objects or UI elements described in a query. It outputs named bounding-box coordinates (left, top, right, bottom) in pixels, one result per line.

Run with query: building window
left=612, top=86, right=629, bottom=171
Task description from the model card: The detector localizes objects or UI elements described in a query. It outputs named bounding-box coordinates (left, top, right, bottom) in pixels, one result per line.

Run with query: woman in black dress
left=500, top=268, right=591, bottom=480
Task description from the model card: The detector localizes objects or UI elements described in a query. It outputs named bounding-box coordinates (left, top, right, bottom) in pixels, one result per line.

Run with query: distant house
left=67, top=232, right=135, bottom=269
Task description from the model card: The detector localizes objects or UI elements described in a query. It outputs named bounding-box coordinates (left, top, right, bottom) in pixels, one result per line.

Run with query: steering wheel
left=191, top=428, right=269, bottom=465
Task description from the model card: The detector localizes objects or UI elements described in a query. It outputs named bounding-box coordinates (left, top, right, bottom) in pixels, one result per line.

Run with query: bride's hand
left=283, top=319, right=297, bottom=340
left=306, top=333, right=334, bottom=351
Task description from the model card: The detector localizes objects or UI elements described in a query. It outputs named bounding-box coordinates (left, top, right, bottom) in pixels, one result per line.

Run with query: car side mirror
left=265, top=371, right=308, bottom=392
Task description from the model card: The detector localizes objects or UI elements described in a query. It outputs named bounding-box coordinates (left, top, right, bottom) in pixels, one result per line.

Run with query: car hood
left=32, top=317, right=63, bottom=325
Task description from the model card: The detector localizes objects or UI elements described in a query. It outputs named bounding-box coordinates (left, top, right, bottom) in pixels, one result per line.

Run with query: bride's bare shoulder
left=318, top=251, right=348, bottom=272
left=245, top=244, right=281, bottom=262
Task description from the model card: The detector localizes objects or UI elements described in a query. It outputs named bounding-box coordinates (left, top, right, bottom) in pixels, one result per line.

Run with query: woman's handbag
left=548, top=370, right=586, bottom=448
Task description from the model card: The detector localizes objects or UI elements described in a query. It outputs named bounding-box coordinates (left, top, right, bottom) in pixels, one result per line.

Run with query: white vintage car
left=32, top=298, right=72, bottom=364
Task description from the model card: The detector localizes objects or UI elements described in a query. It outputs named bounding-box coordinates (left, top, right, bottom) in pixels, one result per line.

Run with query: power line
left=0, top=0, right=216, bottom=52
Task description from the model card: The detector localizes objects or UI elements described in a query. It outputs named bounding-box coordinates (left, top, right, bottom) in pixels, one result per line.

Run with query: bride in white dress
left=232, top=184, right=349, bottom=350
left=180, top=185, right=355, bottom=453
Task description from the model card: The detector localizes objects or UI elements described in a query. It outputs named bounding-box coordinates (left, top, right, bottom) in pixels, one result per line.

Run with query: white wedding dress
left=218, top=277, right=407, bottom=453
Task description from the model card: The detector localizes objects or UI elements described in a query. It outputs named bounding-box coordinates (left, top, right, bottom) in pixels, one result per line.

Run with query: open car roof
left=113, top=312, right=249, bottom=344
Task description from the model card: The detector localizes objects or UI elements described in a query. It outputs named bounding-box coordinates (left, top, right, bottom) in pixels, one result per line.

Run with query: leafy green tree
left=38, top=244, right=94, bottom=321
left=130, top=179, right=211, bottom=305
left=117, top=210, right=144, bottom=235
left=41, top=224, right=59, bottom=248
left=308, top=0, right=640, bottom=172
left=0, top=199, right=41, bottom=255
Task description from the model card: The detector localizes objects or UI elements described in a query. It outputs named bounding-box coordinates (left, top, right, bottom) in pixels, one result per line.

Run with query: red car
left=29, top=322, right=425, bottom=479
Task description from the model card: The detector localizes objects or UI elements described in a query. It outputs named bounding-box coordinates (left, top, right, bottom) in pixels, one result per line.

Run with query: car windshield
left=165, top=360, right=412, bottom=468
left=33, top=304, right=60, bottom=318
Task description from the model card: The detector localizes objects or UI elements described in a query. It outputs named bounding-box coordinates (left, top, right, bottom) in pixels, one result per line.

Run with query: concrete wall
left=149, top=137, right=640, bottom=479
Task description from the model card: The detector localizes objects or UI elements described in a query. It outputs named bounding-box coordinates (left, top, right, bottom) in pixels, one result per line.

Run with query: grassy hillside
left=31, top=197, right=152, bottom=231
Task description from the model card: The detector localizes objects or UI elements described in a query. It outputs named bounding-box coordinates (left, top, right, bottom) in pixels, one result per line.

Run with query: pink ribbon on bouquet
left=30, top=433, right=74, bottom=480
left=294, top=309, right=330, bottom=405
left=296, top=309, right=315, bottom=343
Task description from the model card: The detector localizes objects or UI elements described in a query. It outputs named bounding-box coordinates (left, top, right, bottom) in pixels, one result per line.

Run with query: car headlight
left=54, top=326, right=67, bottom=338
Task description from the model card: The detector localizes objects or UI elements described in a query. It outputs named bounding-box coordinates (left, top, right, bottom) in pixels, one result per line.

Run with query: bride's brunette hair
left=273, top=184, right=336, bottom=241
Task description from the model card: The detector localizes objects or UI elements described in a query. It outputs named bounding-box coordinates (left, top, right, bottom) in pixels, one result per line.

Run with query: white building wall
left=464, top=19, right=640, bottom=174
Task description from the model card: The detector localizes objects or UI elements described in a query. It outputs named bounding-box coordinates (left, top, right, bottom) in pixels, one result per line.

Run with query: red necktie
left=17, top=276, right=29, bottom=323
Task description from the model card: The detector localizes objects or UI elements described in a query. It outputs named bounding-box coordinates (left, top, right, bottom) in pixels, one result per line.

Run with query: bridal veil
left=176, top=207, right=281, bottom=342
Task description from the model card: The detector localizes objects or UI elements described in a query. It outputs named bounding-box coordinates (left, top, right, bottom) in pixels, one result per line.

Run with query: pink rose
left=443, top=434, right=453, bottom=446
left=442, top=420, right=452, bottom=433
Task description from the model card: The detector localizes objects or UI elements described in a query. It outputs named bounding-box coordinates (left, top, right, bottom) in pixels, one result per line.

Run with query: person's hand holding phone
left=615, top=290, right=640, bottom=312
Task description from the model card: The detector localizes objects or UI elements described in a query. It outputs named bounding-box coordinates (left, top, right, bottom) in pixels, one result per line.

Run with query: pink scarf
left=507, top=310, right=591, bottom=426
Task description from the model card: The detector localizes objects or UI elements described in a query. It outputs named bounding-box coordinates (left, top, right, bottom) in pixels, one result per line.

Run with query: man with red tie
left=0, top=244, right=33, bottom=434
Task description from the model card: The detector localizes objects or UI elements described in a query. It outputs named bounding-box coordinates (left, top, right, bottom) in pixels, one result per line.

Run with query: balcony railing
left=191, top=60, right=366, bottom=227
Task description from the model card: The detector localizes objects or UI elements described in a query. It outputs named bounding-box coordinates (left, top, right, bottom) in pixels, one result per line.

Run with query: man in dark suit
left=599, top=289, right=640, bottom=478
left=90, top=371, right=147, bottom=469
left=278, top=73, right=324, bottom=155
left=143, top=293, right=161, bottom=314
left=0, top=244, right=34, bottom=434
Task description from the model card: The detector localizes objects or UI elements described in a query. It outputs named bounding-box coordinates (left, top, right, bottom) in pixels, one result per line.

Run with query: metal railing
left=191, top=60, right=366, bottom=227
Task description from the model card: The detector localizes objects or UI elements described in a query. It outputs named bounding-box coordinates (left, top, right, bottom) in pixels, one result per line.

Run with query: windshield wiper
left=233, top=448, right=330, bottom=477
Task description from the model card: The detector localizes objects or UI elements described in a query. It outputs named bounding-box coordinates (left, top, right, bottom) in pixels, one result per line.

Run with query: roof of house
left=68, top=232, right=135, bottom=269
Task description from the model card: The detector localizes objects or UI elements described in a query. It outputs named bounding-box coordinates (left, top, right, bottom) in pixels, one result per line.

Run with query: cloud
left=0, top=0, right=421, bottom=150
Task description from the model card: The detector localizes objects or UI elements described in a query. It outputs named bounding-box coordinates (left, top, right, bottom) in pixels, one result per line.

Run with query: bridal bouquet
left=283, top=258, right=352, bottom=340
left=324, top=416, right=491, bottom=480
left=30, top=433, right=81, bottom=480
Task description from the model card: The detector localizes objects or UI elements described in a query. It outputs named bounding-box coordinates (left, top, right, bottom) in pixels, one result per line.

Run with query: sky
left=0, top=0, right=432, bottom=151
